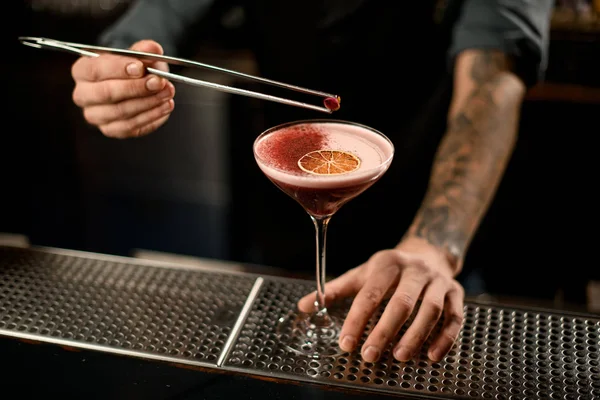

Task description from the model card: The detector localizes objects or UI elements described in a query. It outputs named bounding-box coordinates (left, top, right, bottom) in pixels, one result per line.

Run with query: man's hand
left=298, top=236, right=464, bottom=363
left=71, top=40, right=175, bottom=139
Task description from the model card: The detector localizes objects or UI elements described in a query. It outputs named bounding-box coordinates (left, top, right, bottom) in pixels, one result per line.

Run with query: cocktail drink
left=253, top=119, right=394, bottom=358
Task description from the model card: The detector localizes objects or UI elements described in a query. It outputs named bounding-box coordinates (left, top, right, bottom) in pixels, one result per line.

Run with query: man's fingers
left=297, top=268, right=360, bottom=313
left=360, top=269, right=428, bottom=362
left=71, top=39, right=167, bottom=84
left=427, top=283, right=465, bottom=362
left=339, top=266, right=398, bottom=354
left=130, top=40, right=163, bottom=55
left=130, top=40, right=169, bottom=72
left=72, top=54, right=145, bottom=82
left=73, top=75, right=168, bottom=107
left=99, top=100, right=174, bottom=139
left=392, top=278, right=447, bottom=361
left=83, top=83, right=175, bottom=125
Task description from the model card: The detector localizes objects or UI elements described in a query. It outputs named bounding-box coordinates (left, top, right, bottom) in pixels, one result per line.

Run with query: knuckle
left=87, top=61, right=100, bottom=82
left=422, top=320, right=438, bottom=337
left=148, top=95, right=162, bottom=109
left=148, top=121, right=164, bottom=136
left=70, top=64, right=79, bottom=81
left=397, top=292, right=415, bottom=308
left=406, top=274, right=427, bottom=288
left=138, top=116, right=167, bottom=138
left=408, top=258, right=429, bottom=273
left=407, top=332, right=428, bottom=347
left=426, top=298, right=444, bottom=317
left=367, top=330, right=391, bottom=347
left=98, top=125, right=114, bottom=138
left=369, top=250, right=396, bottom=266
left=362, top=287, right=384, bottom=307
left=131, top=127, right=143, bottom=138
left=71, top=88, right=82, bottom=107
left=82, top=108, right=96, bottom=125
left=369, top=250, right=387, bottom=262
left=390, top=293, right=415, bottom=314
left=410, top=326, right=435, bottom=346
left=446, top=311, right=464, bottom=327
left=441, top=330, right=459, bottom=344
left=153, top=102, right=168, bottom=117
left=97, top=81, right=114, bottom=103
left=137, top=120, right=159, bottom=137
left=123, top=119, right=140, bottom=136
left=111, top=102, right=126, bottom=120
left=452, top=281, right=466, bottom=296
left=129, top=79, right=146, bottom=97
left=122, top=80, right=136, bottom=99
left=71, top=57, right=87, bottom=79
left=325, top=289, right=338, bottom=304
left=417, top=264, right=434, bottom=279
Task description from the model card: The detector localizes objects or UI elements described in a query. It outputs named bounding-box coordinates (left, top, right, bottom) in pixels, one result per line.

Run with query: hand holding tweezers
left=19, top=36, right=340, bottom=114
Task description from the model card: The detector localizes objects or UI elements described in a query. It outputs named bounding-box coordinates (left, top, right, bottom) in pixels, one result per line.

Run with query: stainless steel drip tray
left=1, top=245, right=600, bottom=399
left=225, top=279, right=600, bottom=399
left=0, top=245, right=259, bottom=368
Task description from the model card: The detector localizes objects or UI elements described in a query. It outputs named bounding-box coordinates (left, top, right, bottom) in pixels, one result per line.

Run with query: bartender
left=69, top=0, right=553, bottom=364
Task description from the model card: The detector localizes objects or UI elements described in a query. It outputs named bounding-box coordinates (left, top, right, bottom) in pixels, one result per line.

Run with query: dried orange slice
left=298, top=149, right=361, bottom=175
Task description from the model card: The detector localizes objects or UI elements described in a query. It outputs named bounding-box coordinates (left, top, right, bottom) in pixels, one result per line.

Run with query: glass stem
left=311, top=215, right=331, bottom=315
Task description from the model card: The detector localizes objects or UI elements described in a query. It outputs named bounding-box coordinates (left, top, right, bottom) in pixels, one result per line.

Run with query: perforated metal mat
left=0, top=246, right=258, bottom=368
left=1, top=245, right=599, bottom=399
left=224, top=280, right=600, bottom=399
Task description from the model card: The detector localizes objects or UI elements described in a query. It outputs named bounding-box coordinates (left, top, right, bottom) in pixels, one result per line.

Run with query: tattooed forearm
left=406, top=50, right=526, bottom=269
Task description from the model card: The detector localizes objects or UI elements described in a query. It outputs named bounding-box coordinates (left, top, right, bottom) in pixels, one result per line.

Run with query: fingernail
left=340, top=336, right=356, bottom=352
left=158, top=87, right=172, bottom=99
left=363, top=346, right=380, bottom=362
left=394, top=346, right=412, bottom=361
left=126, top=63, right=141, bottom=77
left=146, top=76, right=162, bottom=91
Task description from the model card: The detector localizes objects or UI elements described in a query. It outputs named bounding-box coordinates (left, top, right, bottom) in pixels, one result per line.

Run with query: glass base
left=275, top=308, right=345, bottom=359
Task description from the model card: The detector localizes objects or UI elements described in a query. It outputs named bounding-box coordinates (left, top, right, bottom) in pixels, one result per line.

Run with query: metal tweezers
left=19, top=36, right=340, bottom=114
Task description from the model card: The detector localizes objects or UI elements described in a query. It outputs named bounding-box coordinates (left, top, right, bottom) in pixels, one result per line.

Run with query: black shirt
left=99, top=0, right=553, bottom=274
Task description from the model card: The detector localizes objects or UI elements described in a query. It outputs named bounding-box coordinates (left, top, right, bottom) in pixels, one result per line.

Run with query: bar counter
left=1, top=245, right=598, bottom=399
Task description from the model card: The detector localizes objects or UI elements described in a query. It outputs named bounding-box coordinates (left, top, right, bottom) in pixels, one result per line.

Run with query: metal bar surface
left=1, top=245, right=599, bottom=399
left=0, top=245, right=257, bottom=369
left=222, top=279, right=600, bottom=400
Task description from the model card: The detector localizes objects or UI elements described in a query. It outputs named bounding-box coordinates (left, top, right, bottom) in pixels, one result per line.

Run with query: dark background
left=2, top=1, right=599, bottom=305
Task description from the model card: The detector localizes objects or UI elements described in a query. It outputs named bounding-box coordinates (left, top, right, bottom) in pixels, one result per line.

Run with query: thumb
left=297, top=268, right=361, bottom=313
left=129, top=40, right=169, bottom=72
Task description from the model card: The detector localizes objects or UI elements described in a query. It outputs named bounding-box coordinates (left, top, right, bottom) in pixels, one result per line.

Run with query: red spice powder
left=258, top=124, right=327, bottom=173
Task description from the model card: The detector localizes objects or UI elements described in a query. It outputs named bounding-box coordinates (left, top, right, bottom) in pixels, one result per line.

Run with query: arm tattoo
left=407, top=50, right=524, bottom=265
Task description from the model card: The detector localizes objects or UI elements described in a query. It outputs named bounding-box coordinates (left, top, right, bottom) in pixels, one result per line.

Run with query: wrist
left=400, top=234, right=464, bottom=276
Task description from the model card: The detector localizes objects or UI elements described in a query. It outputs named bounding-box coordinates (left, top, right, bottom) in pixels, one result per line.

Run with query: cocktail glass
left=253, top=119, right=394, bottom=358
